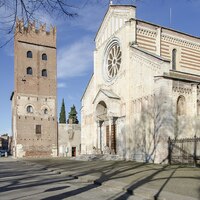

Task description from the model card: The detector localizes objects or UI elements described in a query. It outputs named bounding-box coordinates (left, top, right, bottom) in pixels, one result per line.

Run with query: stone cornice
left=161, top=33, right=200, bottom=50
left=172, top=86, right=192, bottom=94
left=130, top=47, right=168, bottom=73
left=137, top=26, right=157, bottom=38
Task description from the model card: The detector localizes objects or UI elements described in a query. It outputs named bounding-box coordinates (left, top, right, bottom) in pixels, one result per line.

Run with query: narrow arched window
left=42, top=53, right=47, bottom=61
left=27, top=105, right=33, bottom=113
left=44, top=108, right=48, bottom=114
left=177, top=95, right=186, bottom=116
left=197, top=100, right=200, bottom=116
left=26, top=67, right=32, bottom=75
left=42, top=69, right=47, bottom=77
left=27, top=51, right=32, bottom=58
left=172, top=49, right=177, bottom=70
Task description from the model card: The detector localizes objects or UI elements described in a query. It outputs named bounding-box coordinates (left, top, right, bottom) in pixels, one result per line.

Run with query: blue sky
left=1, top=0, right=200, bottom=135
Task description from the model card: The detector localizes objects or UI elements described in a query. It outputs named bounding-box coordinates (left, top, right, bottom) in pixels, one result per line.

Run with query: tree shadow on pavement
left=44, top=186, right=70, bottom=192
left=41, top=184, right=100, bottom=200
left=3, top=160, right=199, bottom=200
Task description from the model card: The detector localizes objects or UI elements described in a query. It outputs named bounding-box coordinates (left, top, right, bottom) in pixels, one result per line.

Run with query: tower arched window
left=26, top=67, right=32, bottom=75
left=27, top=105, right=33, bottom=113
left=27, top=51, right=32, bottom=58
left=42, top=69, right=47, bottom=77
left=172, top=49, right=177, bottom=70
left=177, top=95, right=186, bottom=116
left=44, top=108, right=48, bottom=114
left=42, top=53, right=47, bottom=61
left=197, top=100, right=200, bottom=116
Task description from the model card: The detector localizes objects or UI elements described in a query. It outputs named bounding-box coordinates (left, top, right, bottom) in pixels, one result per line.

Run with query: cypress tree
left=67, top=104, right=79, bottom=124
left=59, top=98, right=66, bottom=123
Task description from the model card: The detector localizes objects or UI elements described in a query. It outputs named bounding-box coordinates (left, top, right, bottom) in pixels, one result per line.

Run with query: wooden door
left=72, top=147, right=76, bottom=157
left=106, top=125, right=109, bottom=147
left=111, top=124, right=116, bottom=154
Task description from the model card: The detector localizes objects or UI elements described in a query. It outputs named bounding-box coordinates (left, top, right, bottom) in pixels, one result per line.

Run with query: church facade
left=81, top=5, right=200, bottom=163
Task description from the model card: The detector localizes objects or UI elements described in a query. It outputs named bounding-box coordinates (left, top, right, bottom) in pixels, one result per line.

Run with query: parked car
left=0, top=150, right=7, bottom=157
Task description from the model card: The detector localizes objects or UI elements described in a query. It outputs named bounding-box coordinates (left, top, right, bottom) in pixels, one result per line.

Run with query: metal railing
left=168, top=135, right=200, bottom=167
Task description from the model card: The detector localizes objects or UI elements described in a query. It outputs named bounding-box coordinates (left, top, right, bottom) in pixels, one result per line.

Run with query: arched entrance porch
left=96, top=101, right=116, bottom=154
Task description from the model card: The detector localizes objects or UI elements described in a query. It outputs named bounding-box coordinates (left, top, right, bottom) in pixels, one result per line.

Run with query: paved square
left=0, top=158, right=199, bottom=200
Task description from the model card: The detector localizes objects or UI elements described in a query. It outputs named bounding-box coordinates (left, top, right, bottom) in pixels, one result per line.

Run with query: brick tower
left=11, top=19, right=57, bottom=157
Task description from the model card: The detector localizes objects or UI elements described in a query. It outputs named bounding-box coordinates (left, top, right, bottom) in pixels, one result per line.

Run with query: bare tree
left=0, top=0, right=77, bottom=32
left=0, top=0, right=135, bottom=47
left=0, top=0, right=80, bottom=47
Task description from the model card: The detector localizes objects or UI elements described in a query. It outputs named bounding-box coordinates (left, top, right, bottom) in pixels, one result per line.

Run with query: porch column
left=99, top=121, right=103, bottom=153
left=96, top=120, right=103, bottom=153
left=108, top=117, right=113, bottom=149
left=96, top=121, right=99, bottom=150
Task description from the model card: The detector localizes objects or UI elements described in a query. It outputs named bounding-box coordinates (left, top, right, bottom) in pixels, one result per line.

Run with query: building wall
left=12, top=20, right=57, bottom=158
left=58, top=124, right=81, bottom=157
left=0, top=135, right=12, bottom=154
left=82, top=5, right=170, bottom=157
left=81, top=5, right=200, bottom=163
left=82, top=6, right=136, bottom=155
left=136, top=20, right=200, bottom=75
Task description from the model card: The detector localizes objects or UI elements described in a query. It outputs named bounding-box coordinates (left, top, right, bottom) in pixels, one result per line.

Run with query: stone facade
left=58, top=123, right=81, bottom=157
left=0, top=135, right=12, bottom=152
left=81, top=5, right=200, bottom=163
left=11, top=20, right=57, bottom=158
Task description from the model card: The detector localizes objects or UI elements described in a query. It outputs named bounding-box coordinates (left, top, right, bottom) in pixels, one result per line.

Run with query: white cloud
left=57, top=82, right=67, bottom=88
left=57, top=36, right=94, bottom=79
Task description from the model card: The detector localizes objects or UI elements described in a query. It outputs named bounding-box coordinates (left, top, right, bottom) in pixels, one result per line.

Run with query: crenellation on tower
left=39, top=23, right=46, bottom=32
left=15, top=19, right=56, bottom=48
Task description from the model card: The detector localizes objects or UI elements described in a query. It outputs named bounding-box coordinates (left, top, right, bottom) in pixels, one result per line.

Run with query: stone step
left=75, top=154, right=123, bottom=161
left=128, top=187, right=198, bottom=200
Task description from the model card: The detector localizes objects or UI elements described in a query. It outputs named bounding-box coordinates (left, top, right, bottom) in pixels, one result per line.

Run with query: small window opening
left=42, top=53, right=47, bottom=61
left=27, top=51, right=32, bottom=58
left=27, top=67, right=32, bottom=75
left=42, top=69, right=47, bottom=77
left=44, top=108, right=48, bottom=114
left=36, top=125, right=41, bottom=134
left=172, top=49, right=177, bottom=70
left=27, top=105, right=33, bottom=113
left=177, top=95, right=186, bottom=116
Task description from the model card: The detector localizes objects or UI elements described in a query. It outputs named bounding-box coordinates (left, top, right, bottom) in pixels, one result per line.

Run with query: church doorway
left=111, top=124, right=116, bottom=154
left=106, top=124, right=116, bottom=154
left=72, top=147, right=76, bottom=157
left=96, top=101, right=117, bottom=154
left=96, top=101, right=107, bottom=153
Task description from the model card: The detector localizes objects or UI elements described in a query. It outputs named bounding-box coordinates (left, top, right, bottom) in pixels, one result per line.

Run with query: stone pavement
left=23, top=157, right=200, bottom=200
left=0, top=157, right=199, bottom=200
left=0, top=158, right=131, bottom=200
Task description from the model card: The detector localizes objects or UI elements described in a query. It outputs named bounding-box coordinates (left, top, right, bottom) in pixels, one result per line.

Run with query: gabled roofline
left=130, top=45, right=170, bottom=63
left=81, top=74, right=94, bottom=101
left=95, top=5, right=200, bottom=44
left=94, top=5, right=136, bottom=41
left=92, top=89, right=120, bottom=104
left=134, top=18, right=200, bottom=41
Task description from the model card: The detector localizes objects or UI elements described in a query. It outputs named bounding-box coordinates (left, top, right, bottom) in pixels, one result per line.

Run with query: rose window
left=107, top=44, right=122, bottom=79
